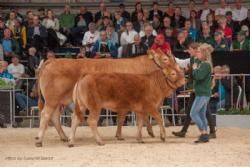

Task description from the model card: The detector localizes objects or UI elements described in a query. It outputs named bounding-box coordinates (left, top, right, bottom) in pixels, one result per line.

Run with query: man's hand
left=192, top=63, right=198, bottom=70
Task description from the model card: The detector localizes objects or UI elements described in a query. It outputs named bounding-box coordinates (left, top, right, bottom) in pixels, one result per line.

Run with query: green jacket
left=233, top=39, right=250, bottom=50
left=212, top=39, right=229, bottom=51
left=192, top=60, right=212, bottom=97
left=59, top=13, right=75, bottom=29
left=198, top=35, right=214, bottom=45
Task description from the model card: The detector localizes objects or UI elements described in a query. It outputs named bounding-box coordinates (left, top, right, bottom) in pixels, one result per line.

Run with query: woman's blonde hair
left=199, top=43, right=214, bottom=69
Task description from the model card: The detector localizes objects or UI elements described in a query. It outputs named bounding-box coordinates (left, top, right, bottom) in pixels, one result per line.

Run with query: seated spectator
left=2, top=28, right=20, bottom=63
left=171, top=7, right=186, bottom=29
left=241, top=25, right=250, bottom=39
left=5, top=8, right=24, bottom=24
left=212, top=31, right=229, bottom=51
left=232, top=0, right=248, bottom=22
left=206, top=13, right=218, bottom=34
left=149, top=1, right=163, bottom=21
left=120, top=21, right=138, bottom=46
left=75, top=6, right=93, bottom=26
left=182, top=0, right=197, bottom=19
left=159, top=16, right=176, bottom=37
left=241, top=9, right=250, bottom=28
left=190, top=10, right=201, bottom=31
left=106, top=25, right=118, bottom=47
left=218, top=16, right=232, bottom=46
left=27, top=47, right=39, bottom=77
left=95, top=2, right=112, bottom=23
left=77, top=47, right=87, bottom=59
left=232, top=31, right=250, bottom=50
left=42, top=9, right=67, bottom=49
left=27, top=15, right=48, bottom=51
left=38, top=50, right=56, bottom=69
left=59, top=5, right=75, bottom=40
left=11, top=19, right=27, bottom=51
left=23, top=11, right=34, bottom=29
left=141, top=24, right=155, bottom=49
left=38, top=7, right=46, bottom=21
left=199, top=0, right=214, bottom=22
left=0, top=44, right=3, bottom=60
left=226, top=11, right=241, bottom=39
left=6, top=11, right=17, bottom=31
left=174, top=31, right=191, bottom=51
left=96, top=16, right=111, bottom=31
left=0, top=17, right=6, bottom=43
left=151, top=34, right=171, bottom=54
left=215, top=0, right=232, bottom=18
left=152, top=15, right=162, bottom=32
left=7, top=55, right=24, bottom=79
left=82, top=22, right=99, bottom=52
left=120, top=34, right=147, bottom=58
left=131, top=2, right=144, bottom=23
left=118, top=3, right=130, bottom=21
left=164, top=27, right=176, bottom=49
left=91, top=30, right=117, bottom=58
left=133, top=11, right=145, bottom=33
left=198, top=23, right=214, bottom=45
left=184, top=19, right=198, bottom=42
left=114, top=11, right=127, bottom=33
left=163, top=2, right=175, bottom=18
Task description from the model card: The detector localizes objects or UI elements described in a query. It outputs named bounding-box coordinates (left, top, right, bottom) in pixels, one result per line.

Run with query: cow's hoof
left=35, top=142, right=43, bottom=147
left=160, top=136, right=166, bottom=142
left=136, top=139, right=144, bottom=143
left=61, top=137, right=69, bottom=142
left=97, top=141, right=105, bottom=146
left=148, top=132, right=155, bottom=138
left=35, top=137, right=39, bottom=140
left=68, top=144, right=74, bottom=148
left=116, top=136, right=125, bottom=140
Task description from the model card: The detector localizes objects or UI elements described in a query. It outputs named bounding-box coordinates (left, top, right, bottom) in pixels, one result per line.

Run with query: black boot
left=172, top=131, right=186, bottom=137
left=194, top=134, right=209, bottom=143
left=209, top=132, right=216, bottom=139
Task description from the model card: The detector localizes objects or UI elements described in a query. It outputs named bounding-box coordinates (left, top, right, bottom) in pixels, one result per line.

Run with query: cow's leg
left=145, top=115, right=155, bottom=138
left=51, top=108, right=68, bottom=142
left=68, top=111, right=81, bottom=147
left=35, top=106, right=54, bottom=147
left=136, top=113, right=145, bottom=143
left=115, top=111, right=126, bottom=140
left=87, top=109, right=104, bottom=146
left=148, top=108, right=166, bottom=142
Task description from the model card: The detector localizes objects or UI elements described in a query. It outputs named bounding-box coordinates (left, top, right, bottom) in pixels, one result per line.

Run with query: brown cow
left=36, top=49, right=183, bottom=147
left=69, top=53, right=185, bottom=146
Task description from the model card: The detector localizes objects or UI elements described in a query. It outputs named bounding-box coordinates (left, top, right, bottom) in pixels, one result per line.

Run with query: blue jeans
left=190, top=96, right=210, bottom=131
left=15, top=93, right=38, bottom=110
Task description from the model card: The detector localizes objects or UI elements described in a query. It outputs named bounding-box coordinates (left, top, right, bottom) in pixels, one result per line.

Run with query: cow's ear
left=147, top=50, right=154, bottom=59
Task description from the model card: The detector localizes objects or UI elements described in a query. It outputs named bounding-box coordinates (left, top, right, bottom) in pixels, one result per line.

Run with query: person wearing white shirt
left=232, top=0, right=248, bottom=22
left=200, top=1, right=213, bottom=22
left=7, top=55, right=24, bottom=79
left=215, top=0, right=232, bottom=17
left=82, top=22, right=99, bottom=46
left=120, top=21, right=138, bottom=45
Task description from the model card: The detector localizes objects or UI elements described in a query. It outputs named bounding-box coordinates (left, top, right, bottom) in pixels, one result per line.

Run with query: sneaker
left=172, top=131, right=186, bottom=138
left=194, top=134, right=209, bottom=143
left=209, top=132, right=216, bottom=139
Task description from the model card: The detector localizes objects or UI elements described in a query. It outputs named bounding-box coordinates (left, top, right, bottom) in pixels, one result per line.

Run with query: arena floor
left=0, top=126, right=250, bottom=167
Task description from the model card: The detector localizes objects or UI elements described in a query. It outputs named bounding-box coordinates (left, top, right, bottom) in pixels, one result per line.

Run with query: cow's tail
left=73, top=79, right=85, bottom=123
left=37, top=73, right=45, bottom=112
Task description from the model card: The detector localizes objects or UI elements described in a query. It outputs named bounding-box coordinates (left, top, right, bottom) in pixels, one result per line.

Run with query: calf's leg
left=68, top=112, right=82, bottom=147
left=145, top=115, right=155, bottom=138
left=136, top=113, right=145, bottom=143
left=115, top=111, right=126, bottom=140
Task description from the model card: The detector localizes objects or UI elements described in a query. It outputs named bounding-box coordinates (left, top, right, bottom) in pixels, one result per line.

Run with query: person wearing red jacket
left=151, top=34, right=171, bottom=54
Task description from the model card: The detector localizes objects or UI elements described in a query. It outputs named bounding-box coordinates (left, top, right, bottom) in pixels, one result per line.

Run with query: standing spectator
left=198, top=24, right=214, bottom=45
left=42, top=9, right=67, bottom=48
left=151, top=34, right=171, bottom=54
left=38, top=8, right=46, bottom=21
left=171, top=7, right=186, bottom=29
left=163, top=2, right=175, bottom=18
left=118, top=3, right=130, bottom=21
left=91, top=30, right=117, bottom=59
left=232, top=0, right=248, bottom=22
left=27, top=15, right=48, bottom=51
left=199, top=0, right=214, bottom=22
left=149, top=1, right=163, bottom=21
left=233, top=31, right=250, bottom=50
left=59, top=5, right=75, bottom=40
left=120, top=21, right=138, bottom=46
left=95, top=2, right=112, bottom=23
left=190, top=10, right=201, bottom=31
left=141, top=24, right=155, bottom=49
left=82, top=22, right=99, bottom=49
left=2, top=28, right=20, bottom=62
left=212, top=31, right=229, bottom=51
left=106, top=25, right=118, bottom=47
left=131, top=2, right=144, bottom=23
left=241, top=9, right=250, bottom=28
left=27, top=47, right=39, bottom=77
left=133, top=12, right=145, bottom=33
left=120, top=34, right=147, bottom=58
left=114, top=11, right=127, bottom=33
left=183, top=0, right=197, bottom=19
left=215, top=0, right=232, bottom=18
left=226, top=11, right=241, bottom=39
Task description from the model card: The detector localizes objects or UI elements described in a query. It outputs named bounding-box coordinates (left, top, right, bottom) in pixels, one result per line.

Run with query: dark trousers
left=181, top=93, right=216, bottom=133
